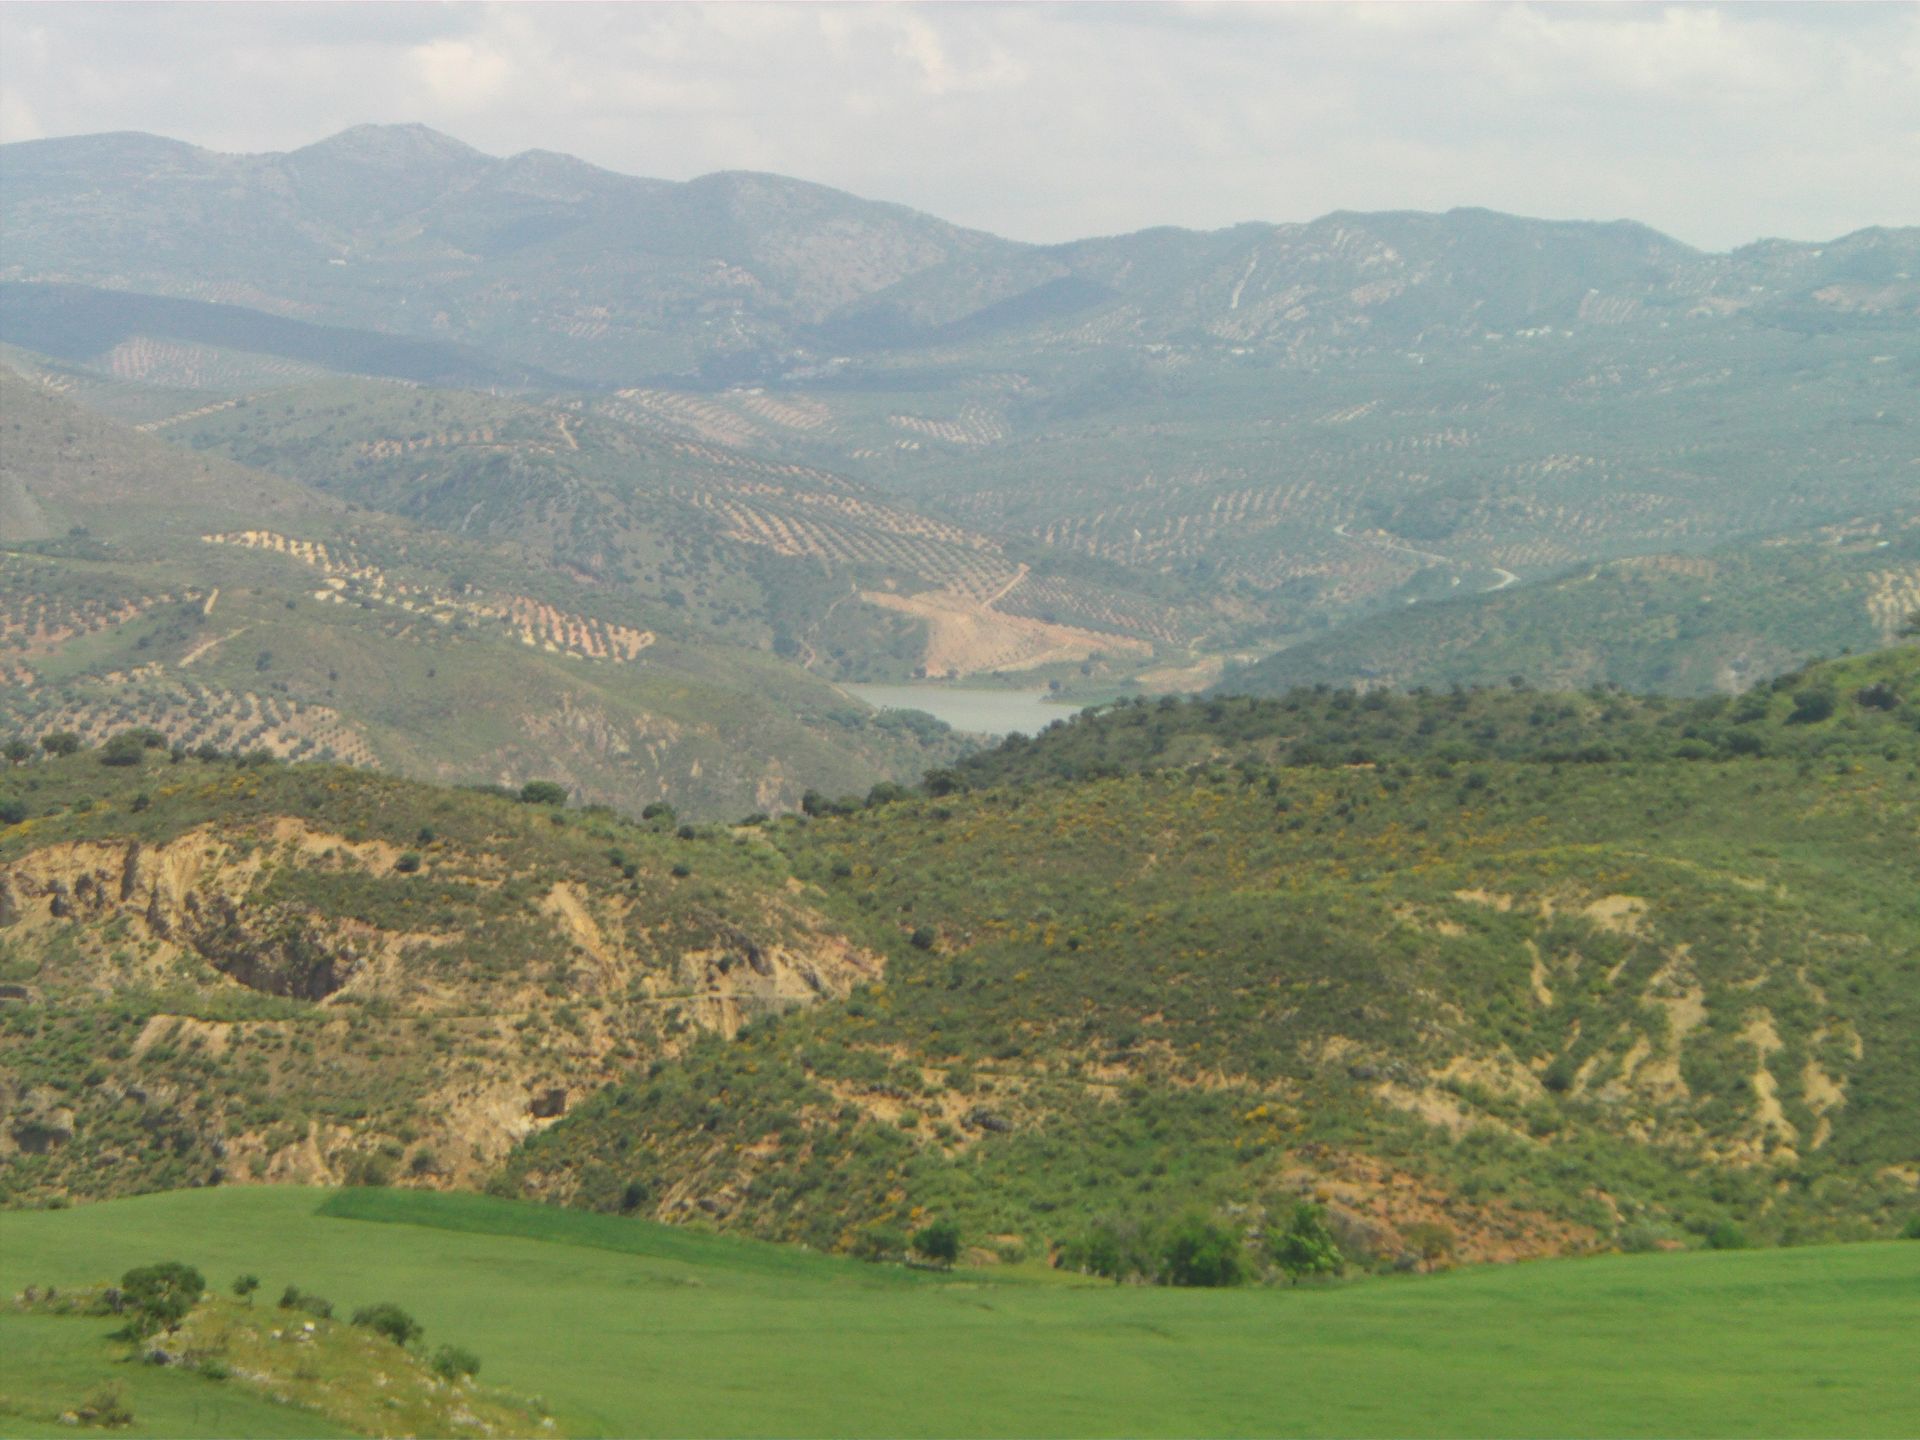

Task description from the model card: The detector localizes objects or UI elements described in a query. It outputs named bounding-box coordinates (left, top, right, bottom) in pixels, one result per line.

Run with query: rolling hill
left=8, top=647, right=1915, bottom=1269
left=1217, top=513, right=1920, bottom=696
left=0, top=370, right=967, bottom=815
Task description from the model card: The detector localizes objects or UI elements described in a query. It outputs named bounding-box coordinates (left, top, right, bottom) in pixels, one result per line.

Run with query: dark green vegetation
left=4, top=126, right=1916, bottom=709
left=6, top=1188, right=1920, bottom=1438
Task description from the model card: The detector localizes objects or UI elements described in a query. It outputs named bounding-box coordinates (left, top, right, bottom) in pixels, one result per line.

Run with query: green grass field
left=3, top=1188, right=1916, bottom=1438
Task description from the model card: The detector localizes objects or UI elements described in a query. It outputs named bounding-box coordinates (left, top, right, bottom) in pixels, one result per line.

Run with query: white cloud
left=411, top=38, right=512, bottom=109
left=0, top=1, right=1913, bottom=250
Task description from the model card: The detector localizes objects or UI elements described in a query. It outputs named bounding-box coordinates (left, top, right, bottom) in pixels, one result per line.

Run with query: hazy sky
left=3, top=2, right=1916, bottom=251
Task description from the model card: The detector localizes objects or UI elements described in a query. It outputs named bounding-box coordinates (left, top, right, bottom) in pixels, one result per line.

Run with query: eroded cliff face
left=0, top=817, right=880, bottom=1198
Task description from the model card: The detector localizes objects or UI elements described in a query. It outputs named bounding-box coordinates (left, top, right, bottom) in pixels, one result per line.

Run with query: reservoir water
left=842, top=683, right=1088, bottom=738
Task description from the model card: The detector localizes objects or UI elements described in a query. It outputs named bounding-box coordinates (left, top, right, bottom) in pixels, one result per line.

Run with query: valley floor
left=2, top=1188, right=1916, bottom=1439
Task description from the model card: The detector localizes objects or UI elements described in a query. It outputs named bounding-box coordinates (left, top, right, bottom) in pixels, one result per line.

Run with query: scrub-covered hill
left=506, top=650, right=1920, bottom=1265
left=0, top=755, right=879, bottom=1203
left=7, top=650, right=1916, bottom=1274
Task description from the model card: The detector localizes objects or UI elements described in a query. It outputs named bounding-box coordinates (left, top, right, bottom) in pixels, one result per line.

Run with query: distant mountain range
left=2, top=124, right=1916, bottom=742
left=5, top=124, right=1915, bottom=386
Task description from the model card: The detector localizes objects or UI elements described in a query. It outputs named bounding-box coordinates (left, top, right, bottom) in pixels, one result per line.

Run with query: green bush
left=1159, top=1215, right=1245, bottom=1287
left=911, top=1217, right=962, bottom=1268
left=351, top=1301, right=423, bottom=1348
left=118, top=1261, right=204, bottom=1337
left=518, top=781, right=569, bottom=806
left=431, top=1344, right=482, bottom=1381
left=277, top=1285, right=333, bottom=1319
left=1706, top=1221, right=1749, bottom=1251
left=1270, top=1202, right=1344, bottom=1284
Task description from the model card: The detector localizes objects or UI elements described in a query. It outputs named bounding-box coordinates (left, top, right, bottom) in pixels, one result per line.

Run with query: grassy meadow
left=3, top=1187, right=1917, bottom=1438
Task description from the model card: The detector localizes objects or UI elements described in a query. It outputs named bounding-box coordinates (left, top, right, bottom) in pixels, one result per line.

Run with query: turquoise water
left=843, top=683, right=1087, bottom=737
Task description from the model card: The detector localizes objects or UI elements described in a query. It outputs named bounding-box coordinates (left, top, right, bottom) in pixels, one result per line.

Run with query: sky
left=1, top=1, right=1916, bottom=252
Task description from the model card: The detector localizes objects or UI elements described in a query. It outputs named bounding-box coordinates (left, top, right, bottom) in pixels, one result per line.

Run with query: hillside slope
left=6, top=650, right=1917, bottom=1270
left=0, top=371, right=966, bottom=814
left=1221, top=515, right=1920, bottom=697
left=0, top=756, right=873, bottom=1203
left=505, top=650, right=1920, bottom=1263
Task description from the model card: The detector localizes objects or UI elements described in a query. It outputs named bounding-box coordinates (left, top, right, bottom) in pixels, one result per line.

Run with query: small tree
left=518, top=780, right=568, bottom=806
left=1270, top=1202, right=1344, bottom=1285
left=232, top=1274, right=260, bottom=1304
left=912, top=1218, right=962, bottom=1269
left=351, top=1302, right=423, bottom=1348
left=99, top=733, right=147, bottom=767
left=1159, top=1215, right=1245, bottom=1287
left=1786, top=687, right=1837, bottom=725
left=41, top=731, right=82, bottom=757
left=119, top=1261, right=205, bottom=1338
left=3, top=738, right=30, bottom=765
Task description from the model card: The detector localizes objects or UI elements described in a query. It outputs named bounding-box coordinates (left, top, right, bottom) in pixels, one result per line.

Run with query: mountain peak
left=289, top=122, right=490, bottom=168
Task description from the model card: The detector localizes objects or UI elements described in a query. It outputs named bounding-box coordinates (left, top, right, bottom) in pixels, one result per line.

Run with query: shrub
left=1617, top=1223, right=1675, bottom=1254
left=1705, top=1221, right=1749, bottom=1251
left=518, top=781, right=569, bottom=806
left=1402, top=1221, right=1457, bottom=1268
left=118, top=1261, right=204, bottom=1337
left=1270, top=1201, right=1344, bottom=1284
left=911, top=1217, right=962, bottom=1268
left=40, top=731, right=82, bottom=757
left=351, top=1302, right=423, bottom=1348
left=1855, top=682, right=1901, bottom=712
left=1901, top=1214, right=1920, bottom=1240
left=431, top=1344, right=482, bottom=1381
left=1786, top=688, right=1837, bottom=725
left=74, top=1384, right=132, bottom=1428
left=394, top=851, right=423, bottom=874
left=850, top=1222, right=908, bottom=1262
left=1158, top=1215, right=1245, bottom=1287
left=277, top=1285, right=333, bottom=1319
left=231, top=1273, right=259, bottom=1303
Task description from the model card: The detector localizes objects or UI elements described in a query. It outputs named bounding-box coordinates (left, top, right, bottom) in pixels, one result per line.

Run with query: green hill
left=509, top=650, right=1919, bottom=1262
left=4, top=1188, right=1917, bottom=1438
left=1221, top=517, right=1920, bottom=697
left=8, top=650, right=1916, bottom=1264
